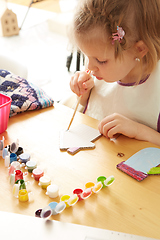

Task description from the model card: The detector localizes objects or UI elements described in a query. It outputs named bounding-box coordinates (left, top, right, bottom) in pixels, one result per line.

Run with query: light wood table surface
left=0, top=103, right=160, bottom=239
left=8, top=0, right=62, bottom=13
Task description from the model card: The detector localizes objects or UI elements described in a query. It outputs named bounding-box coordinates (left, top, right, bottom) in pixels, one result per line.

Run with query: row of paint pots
left=35, top=175, right=115, bottom=219
left=6, top=144, right=115, bottom=205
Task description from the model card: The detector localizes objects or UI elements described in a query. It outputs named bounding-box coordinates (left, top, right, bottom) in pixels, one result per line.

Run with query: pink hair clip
left=112, top=26, right=125, bottom=44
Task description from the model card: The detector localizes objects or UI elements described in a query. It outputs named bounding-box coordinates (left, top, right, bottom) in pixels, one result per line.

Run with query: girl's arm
left=98, top=113, right=160, bottom=146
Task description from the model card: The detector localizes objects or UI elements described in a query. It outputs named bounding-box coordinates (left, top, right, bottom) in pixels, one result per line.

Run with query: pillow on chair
left=0, top=69, right=54, bottom=117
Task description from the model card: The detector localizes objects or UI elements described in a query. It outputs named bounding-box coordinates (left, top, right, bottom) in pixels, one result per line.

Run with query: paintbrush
left=67, top=95, right=82, bottom=131
left=67, top=70, right=91, bottom=131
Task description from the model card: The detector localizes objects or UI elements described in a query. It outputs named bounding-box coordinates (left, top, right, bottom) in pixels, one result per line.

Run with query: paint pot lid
left=81, top=188, right=92, bottom=199
left=19, top=153, right=30, bottom=162
left=92, top=181, right=103, bottom=193
left=26, top=160, right=37, bottom=168
left=55, top=202, right=66, bottom=213
left=11, top=161, right=21, bottom=169
left=15, top=147, right=23, bottom=156
left=67, top=194, right=78, bottom=206
left=104, top=175, right=115, bottom=186
left=39, top=175, right=51, bottom=184
left=10, top=140, right=19, bottom=153
left=40, top=206, right=52, bottom=219
left=47, top=184, right=59, bottom=193
left=2, top=147, right=9, bottom=159
left=32, top=168, right=44, bottom=176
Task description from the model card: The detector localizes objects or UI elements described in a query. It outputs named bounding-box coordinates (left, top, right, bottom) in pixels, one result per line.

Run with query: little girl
left=69, top=0, right=160, bottom=146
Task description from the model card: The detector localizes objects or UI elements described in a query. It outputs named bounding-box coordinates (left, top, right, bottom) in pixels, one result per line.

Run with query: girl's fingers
left=70, top=71, right=93, bottom=96
left=82, top=78, right=94, bottom=90
left=100, top=120, right=117, bottom=137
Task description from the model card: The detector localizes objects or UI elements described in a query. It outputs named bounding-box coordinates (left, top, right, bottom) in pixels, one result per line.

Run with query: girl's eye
left=96, top=59, right=107, bottom=64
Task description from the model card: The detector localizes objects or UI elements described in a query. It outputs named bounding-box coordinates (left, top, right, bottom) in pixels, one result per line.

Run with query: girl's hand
left=98, top=113, right=139, bottom=139
left=70, top=71, right=94, bottom=96
left=99, top=113, right=160, bottom=146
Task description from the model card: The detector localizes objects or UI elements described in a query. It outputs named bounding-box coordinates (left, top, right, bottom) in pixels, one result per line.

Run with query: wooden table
left=0, top=103, right=160, bottom=239
left=8, top=0, right=63, bottom=13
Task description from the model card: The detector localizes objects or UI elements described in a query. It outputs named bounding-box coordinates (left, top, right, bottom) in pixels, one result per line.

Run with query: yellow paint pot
left=60, top=195, right=70, bottom=208
left=18, top=189, right=29, bottom=202
left=85, top=182, right=95, bottom=189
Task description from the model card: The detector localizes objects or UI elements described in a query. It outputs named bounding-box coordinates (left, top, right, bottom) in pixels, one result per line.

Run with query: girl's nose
left=87, top=59, right=98, bottom=72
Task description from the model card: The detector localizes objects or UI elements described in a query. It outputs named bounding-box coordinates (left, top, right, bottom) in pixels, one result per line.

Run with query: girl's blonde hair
left=71, top=0, right=160, bottom=75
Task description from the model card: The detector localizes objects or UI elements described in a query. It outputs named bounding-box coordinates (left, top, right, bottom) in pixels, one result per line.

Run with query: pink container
left=0, top=93, right=11, bottom=134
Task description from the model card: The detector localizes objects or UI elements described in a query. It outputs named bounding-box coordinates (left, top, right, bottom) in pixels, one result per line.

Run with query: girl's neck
left=120, top=63, right=147, bottom=84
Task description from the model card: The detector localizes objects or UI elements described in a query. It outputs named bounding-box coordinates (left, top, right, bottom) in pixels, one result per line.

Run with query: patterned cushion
left=0, top=69, right=54, bottom=117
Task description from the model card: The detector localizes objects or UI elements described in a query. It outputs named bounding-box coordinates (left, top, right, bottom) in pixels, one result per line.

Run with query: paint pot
left=60, top=195, right=70, bottom=208
left=104, top=175, right=115, bottom=186
left=49, top=201, right=66, bottom=215
left=48, top=202, right=58, bottom=215
left=26, top=160, right=37, bottom=173
left=92, top=182, right=103, bottom=193
left=40, top=206, right=52, bottom=219
left=35, top=209, right=42, bottom=218
left=85, top=182, right=95, bottom=189
left=85, top=182, right=95, bottom=193
left=81, top=188, right=92, bottom=199
left=67, top=194, right=79, bottom=206
left=15, top=170, right=23, bottom=182
left=16, top=179, right=26, bottom=190
left=73, top=188, right=83, bottom=201
left=97, top=176, right=107, bottom=188
left=46, top=184, right=59, bottom=198
left=39, top=175, right=51, bottom=189
left=11, top=161, right=21, bottom=170
left=19, top=153, right=30, bottom=164
left=32, top=168, right=44, bottom=181
left=10, top=153, right=17, bottom=164
left=18, top=189, right=29, bottom=202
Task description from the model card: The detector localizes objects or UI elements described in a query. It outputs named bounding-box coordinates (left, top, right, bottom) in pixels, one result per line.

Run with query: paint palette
left=117, top=147, right=160, bottom=181
left=59, top=124, right=101, bottom=154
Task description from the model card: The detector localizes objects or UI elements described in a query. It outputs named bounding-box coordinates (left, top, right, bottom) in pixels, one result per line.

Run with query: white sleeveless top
left=84, top=61, right=160, bottom=132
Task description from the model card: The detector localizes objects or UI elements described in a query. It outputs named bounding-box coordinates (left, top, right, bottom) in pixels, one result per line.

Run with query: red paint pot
left=32, top=168, right=44, bottom=181
left=73, top=188, right=83, bottom=201
left=15, top=170, right=23, bottom=182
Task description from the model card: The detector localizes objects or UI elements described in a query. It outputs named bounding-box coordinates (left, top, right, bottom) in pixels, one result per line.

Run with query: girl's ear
left=135, top=40, right=148, bottom=59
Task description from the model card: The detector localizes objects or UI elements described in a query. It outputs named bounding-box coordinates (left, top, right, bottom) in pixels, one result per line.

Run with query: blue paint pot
left=10, top=153, right=17, bottom=164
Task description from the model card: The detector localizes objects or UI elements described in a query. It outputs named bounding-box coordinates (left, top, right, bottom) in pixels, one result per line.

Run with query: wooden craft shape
left=117, top=147, right=160, bottom=181
left=59, top=124, right=101, bottom=154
